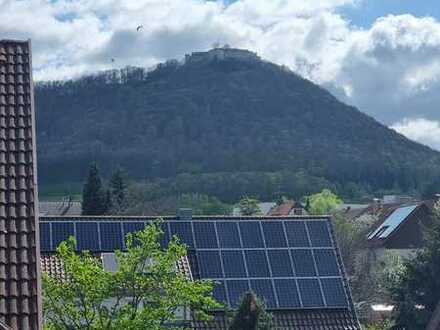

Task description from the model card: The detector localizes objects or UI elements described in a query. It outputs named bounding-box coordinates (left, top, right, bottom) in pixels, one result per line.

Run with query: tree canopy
left=82, top=162, right=108, bottom=215
left=43, top=221, right=220, bottom=329
left=229, top=292, right=273, bottom=330
left=306, top=189, right=342, bottom=215
left=238, top=197, right=262, bottom=216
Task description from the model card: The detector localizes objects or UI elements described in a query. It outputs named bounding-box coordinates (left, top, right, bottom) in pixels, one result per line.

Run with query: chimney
left=178, top=208, right=193, bottom=220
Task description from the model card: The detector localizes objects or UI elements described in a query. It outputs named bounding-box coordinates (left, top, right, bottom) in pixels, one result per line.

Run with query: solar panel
left=52, top=222, right=74, bottom=249
left=40, top=217, right=352, bottom=311
left=368, top=205, right=418, bottom=239
left=212, top=280, right=227, bottom=305
left=222, top=251, right=247, bottom=278
left=226, top=280, right=250, bottom=307
left=244, top=250, right=270, bottom=277
left=194, top=222, right=218, bottom=249
left=159, top=222, right=170, bottom=248
left=267, top=250, right=294, bottom=277
left=122, top=222, right=145, bottom=237
left=216, top=222, right=241, bottom=248
left=250, top=279, right=276, bottom=308
left=307, top=221, right=332, bottom=247
left=314, top=249, right=340, bottom=276
left=284, top=221, right=310, bottom=247
left=40, top=223, right=51, bottom=252
left=274, top=279, right=301, bottom=308
left=100, top=222, right=123, bottom=251
left=321, top=278, right=348, bottom=307
left=198, top=251, right=223, bottom=278
left=291, top=249, right=316, bottom=276
left=239, top=222, right=264, bottom=248
left=169, top=221, right=194, bottom=248
left=298, top=279, right=324, bottom=307
left=76, top=222, right=99, bottom=251
left=261, top=222, right=287, bottom=248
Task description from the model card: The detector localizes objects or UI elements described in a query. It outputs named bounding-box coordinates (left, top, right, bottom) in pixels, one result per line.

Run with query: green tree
left=43, top=221, right=220, bottom=329
left=306, top=189, right=342, bottom=215
left=238, top=197, right=262, bottom=216
left=179, top=194, right=232, bottom=216
left=389, top=202, right=440, bottom=329
left=82, top=162, right=108, bottom=215
left=110, top=167, right=128, bottom=212
left=229, top=292, right=273, bottom=330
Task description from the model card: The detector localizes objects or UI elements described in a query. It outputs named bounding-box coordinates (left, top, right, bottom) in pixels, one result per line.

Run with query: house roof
left=368, top=204, right=418, bottom=240
left=0, top=39, right=42, bottom=330
left=39, top=215, right=360, bottom=329
left=366, top=202, right=431, bottom=246
left=267, top=201, right=305, bottom=216
left=39, top=199, right=81, bottom=216
left=41, top=253, right=193, bottom=282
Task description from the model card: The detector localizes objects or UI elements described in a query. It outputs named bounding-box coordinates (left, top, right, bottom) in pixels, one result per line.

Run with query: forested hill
left=35, top=48, right=440, bottom=200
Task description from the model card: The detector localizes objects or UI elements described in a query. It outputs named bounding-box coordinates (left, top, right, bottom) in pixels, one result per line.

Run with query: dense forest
left=35, top=48, right=440, bottom=201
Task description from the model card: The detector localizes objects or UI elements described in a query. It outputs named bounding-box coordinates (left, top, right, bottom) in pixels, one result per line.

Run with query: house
left=366, top=202, right=432, bottom=259
left=39, top=212, right=360, bottom=329
left=0, top=40, right=42, bottom=330
left=267, top=200, right=307, bottom=216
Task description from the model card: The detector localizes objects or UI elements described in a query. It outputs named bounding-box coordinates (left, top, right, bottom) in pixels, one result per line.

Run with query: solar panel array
left=40, top=217, right=350, bottom=310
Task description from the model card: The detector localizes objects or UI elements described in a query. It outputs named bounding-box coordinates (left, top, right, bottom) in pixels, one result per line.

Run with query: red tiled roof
left=0, top=40, right=42, bottom=330
left=268, top=201, right=295, bottom=216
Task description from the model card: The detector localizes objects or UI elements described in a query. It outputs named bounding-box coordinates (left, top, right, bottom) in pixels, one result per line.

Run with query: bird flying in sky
left=136, top=25, right=143, bottom=32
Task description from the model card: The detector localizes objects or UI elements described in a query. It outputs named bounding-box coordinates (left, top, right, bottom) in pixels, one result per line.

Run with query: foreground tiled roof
left=41, top=254, right=192, bottom=282
left=193, top=309, right=360, bottom=330
left=40, top=255, right=65, bottom=281
left=0, top=40, right=42, bottom=330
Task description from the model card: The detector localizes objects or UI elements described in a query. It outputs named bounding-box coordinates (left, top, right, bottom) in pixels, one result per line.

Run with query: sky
left=2, top=0, right=440, bottom=150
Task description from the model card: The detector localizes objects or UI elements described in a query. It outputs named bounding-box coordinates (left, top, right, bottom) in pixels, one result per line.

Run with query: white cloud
left=3, top=0, right=440, bottom=149
left=391, top=118, right=440, bottom=150
left=0, top=0, right=356, bottom=80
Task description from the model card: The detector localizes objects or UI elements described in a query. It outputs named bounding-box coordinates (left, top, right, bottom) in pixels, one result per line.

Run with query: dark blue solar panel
left=222, top=251, right=247, bottom=278
left=40, top=223, right=51, bottom=252
left=250, top=279, right=276, bottom=308
left=217, top=222, right=241, bottom=248
left=291, top=250, right=316, bottom=276
left=212, top=280, right=227, bottom=305
left=314, top=249, right=340, bottom=276
left=284, top=221, right=310, bottom=247
left=261, top=222, right=287, bottom=248
left=239, top=222, right=264, bottom=248
left=123, top=222, right=145, bottom=237
left=198, top=251, right=223, bottom=278
left=159, top=222, right=170, bottom=249
left=169, top=222, right=194, bottom=248
left=52, top=222, right=74, bottom=249
left=267, top=250, right=294, bottom=277
left=275, top=279, right=301, bottom=308
left=76, top=222, right=99, bottom=251
left=245, top=250, right=270, bottom=277
left=321, top=278, right=348, bottom=307
left=298, top=279, right=324, bottom=307
left=226, top=280, right=250, bottom=307
left=307, top=221, right=332, bottom=247
left=193, top=222, right=217, bottom=249
left=100, top=222, right=123, bottom=251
